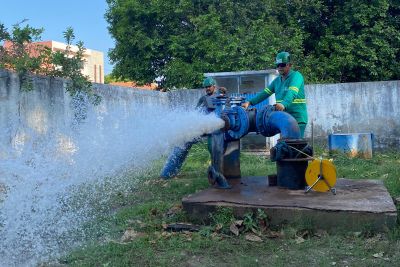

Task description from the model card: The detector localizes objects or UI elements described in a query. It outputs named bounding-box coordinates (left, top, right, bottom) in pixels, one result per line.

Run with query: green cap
left=275, top=51, right=291, bottom=65
left=202, top=77, right=216, bottom=87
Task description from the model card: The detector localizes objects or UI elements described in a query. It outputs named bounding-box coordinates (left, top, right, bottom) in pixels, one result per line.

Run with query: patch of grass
left=58, top=143, right=400, bottom=266
left=331, top=150, right=400, bottom=196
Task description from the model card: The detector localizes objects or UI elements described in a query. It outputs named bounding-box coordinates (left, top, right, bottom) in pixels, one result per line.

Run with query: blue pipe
left=256, top=106, right=301, bottom=139
left=160, top=104, right=300, bottom=180
left=160, top=140, right=196, bottom=179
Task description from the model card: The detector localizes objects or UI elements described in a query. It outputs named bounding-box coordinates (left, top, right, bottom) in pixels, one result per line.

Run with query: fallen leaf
left=215, top=223, right=223, bottom=232
left=295, top=237, right=305, bottom=244
left=314, top=229, right=328, bottom=238
left=165, top=205, right=182, bottom=217
left=251, top=228, right=259, bottom=235
left=380, top=173, right=389, bottom=179
left=230, top=223, right=239, bottom=236
left=120, top=229, right=145, bottom=242
left=235, top=220, right=243, bottom=226
left=353, top=231, right=362, bottom=237
left=297, top=230, right=310, bottom=239
left=161, top=231, right=172, bottom=238
left=150, top=208, right=158, bottom=216
left=373, top=252, right=384, bottom=258
left=265, top=230, right=283, bottom=239
left=245, top=234, right=262, bottom=242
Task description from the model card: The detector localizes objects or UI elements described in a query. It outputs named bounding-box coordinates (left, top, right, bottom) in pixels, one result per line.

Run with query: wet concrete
left=182, top=177, right=398, bottom=231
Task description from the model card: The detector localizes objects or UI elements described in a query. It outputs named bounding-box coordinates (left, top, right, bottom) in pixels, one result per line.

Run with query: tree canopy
left=106, top=0, right=400, bottom=89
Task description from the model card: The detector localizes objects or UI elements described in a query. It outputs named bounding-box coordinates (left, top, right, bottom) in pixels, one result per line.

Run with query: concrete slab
left=182, top=177, right=398, bottom=231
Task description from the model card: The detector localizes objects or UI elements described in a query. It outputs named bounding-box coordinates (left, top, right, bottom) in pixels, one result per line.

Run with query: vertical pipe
left=208, top=96, right=231, bottom=188
left=211, top=97, right=226, bottom=175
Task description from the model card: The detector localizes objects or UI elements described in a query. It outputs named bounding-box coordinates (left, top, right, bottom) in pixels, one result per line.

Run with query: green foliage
left=243, top=212, right=258, bottom=232
left=104, top=73, right=117, bottom=84
left=0, top=22, right=100, bottom=104
left=300, top=0, right=400, bottom=83
left=105, top=0, right=304, bottom=89
left=0, top=20, right=51, bottom=90
left=242, top=209, right=270, bottom=234
left=209, top=206, right=235, bottom=228
left=106, top=0, right=400, bottom=89
left=51, top=27, right=101, bottom=105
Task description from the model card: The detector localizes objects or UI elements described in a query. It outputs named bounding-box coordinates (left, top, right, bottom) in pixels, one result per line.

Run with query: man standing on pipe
left=242, top=51, right=308, bottom=138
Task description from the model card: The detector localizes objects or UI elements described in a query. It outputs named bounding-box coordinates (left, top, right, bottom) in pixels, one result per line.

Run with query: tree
left=0, top=22, right=100, bottom=104
left=0, top=20, right=52, bottom=89
left=299, top=0, right=400, bottom=83
left=106, top=0, right=400, bottom=88
left=106, top=0, right=304, bottom=89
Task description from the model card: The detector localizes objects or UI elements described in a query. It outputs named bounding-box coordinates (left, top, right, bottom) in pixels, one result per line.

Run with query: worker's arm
left=242, top=87, right=274, bottom=109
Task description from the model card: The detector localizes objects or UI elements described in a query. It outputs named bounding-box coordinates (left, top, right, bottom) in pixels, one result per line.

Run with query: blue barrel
left=328, top=133, right=373, bottom=158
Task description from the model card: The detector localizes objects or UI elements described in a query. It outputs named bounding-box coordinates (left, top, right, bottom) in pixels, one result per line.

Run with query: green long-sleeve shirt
left=249, top=70, right=308, bottom=124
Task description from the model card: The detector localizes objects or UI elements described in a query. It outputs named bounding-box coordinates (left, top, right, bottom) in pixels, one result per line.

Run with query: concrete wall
left=164, top=81, right=400, bottom=149
left=0, top=69, right=399, bottom=149
left=0, top=69, right=168, bottom=155
left=306, top=81, right=400, bottom=148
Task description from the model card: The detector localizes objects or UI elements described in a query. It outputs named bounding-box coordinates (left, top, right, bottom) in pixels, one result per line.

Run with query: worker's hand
left=218, top=87, right=227, bottom=95
left=275, top=103, right=285, bottom=111
left=241, top=102, right=250, bottom=109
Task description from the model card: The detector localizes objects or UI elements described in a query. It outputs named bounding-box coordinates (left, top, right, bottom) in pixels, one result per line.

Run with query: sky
left=0, top=0, right=115, bottom=74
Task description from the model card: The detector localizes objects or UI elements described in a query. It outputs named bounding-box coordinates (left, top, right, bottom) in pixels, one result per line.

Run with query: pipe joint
left=223, top=106, right=249, bottom=140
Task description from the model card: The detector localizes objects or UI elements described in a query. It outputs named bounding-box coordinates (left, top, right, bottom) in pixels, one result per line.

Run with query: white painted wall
left=306, top=81, right=400, bottom=148
left=0, top=69, right=399, bottom=149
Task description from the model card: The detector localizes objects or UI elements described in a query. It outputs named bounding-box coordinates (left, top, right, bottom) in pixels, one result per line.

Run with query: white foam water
left=0, top=99, right=224, bottom=266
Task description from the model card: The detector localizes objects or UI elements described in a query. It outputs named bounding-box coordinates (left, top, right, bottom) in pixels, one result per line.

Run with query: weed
left=388, top=226, right=400, bottom=241
left=209, top=206, right=235, bottom=229
left=198, top=226, right=214, bottom=237
left=243, top=212, right=258, bottom=233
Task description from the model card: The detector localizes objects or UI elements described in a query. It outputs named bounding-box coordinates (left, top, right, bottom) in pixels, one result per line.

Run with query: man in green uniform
left=196, top=77, right=227, bottom=112
left=160, top=77, right=226, bottom=179
left=242, top=51, right=308, bottom=137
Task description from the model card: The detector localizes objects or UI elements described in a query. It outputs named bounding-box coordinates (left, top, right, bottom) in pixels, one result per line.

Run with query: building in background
left=3, top=40, right=104, bottom=84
